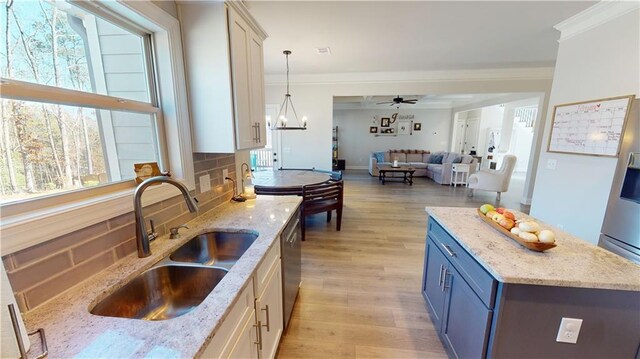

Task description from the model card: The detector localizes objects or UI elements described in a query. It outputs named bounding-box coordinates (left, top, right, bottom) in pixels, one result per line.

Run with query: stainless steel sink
left=90, top=265, right=227, bottom=321
left=169, top=231, right=258, bottom=267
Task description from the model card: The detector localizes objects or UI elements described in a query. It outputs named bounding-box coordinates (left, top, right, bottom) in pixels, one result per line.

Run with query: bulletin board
left=547, top=95, right=634, bottom=157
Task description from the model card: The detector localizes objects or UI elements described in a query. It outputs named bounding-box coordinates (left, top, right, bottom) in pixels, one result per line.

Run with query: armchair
left=467, top=155, right=517, bottom=201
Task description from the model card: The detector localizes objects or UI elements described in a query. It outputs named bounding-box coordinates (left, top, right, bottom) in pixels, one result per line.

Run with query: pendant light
left=272, top=50, right=307, bottom=130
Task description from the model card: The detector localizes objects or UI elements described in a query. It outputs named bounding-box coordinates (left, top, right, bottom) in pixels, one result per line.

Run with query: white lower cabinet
left=201, top=241, right=284, bottom=359
left=255, top=261, right=283, bottom=359
left=225, top=310, right=259, bottom=359
left=201, top=278, right=257, bottom=358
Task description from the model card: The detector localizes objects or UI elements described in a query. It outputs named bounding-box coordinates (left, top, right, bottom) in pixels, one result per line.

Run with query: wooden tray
left=476, top=209, right=557, bottom=252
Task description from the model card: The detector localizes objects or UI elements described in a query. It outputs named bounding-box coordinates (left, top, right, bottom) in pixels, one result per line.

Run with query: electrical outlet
left=222, top=169, right=229, bottom=183
left=546, top=159, right=557, bottom=170
left=199, top=174, right=211, bottom=193
left=556, top=318, right=583, bottom=344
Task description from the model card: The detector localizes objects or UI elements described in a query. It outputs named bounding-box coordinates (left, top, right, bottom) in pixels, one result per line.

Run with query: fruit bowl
left=476, top=209, right=557, bottom=252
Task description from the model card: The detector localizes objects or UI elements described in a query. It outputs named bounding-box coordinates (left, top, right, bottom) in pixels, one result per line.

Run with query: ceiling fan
left=376, top=95, right=418, bottom=106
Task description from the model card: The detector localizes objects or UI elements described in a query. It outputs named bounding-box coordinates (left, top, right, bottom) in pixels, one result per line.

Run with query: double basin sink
left=90, top=230, right=258, bottom=321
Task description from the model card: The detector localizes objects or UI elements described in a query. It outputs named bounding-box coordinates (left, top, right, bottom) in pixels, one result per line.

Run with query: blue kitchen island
left=423, top=207, right=640, bottom=358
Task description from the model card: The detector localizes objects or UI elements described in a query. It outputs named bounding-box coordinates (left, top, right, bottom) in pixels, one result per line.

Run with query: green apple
left=492, top=213, right=505, bottom=222
left=480, top=204, right=495, bottom=215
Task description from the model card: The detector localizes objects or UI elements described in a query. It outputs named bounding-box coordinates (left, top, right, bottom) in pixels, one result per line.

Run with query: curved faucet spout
left=134, top=176, right=198, bottom=258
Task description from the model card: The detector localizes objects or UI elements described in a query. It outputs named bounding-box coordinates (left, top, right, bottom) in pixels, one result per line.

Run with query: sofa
left=369, top=149, right=478, bottom=185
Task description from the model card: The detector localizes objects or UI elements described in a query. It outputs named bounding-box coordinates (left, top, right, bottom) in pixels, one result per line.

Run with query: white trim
left=113, top=1, right=195, bottom=190
left=264, top=67, right=555, bottom=86
left=554, top=1, right=640, bottom=42
left=0, top=184, right=181, bottom=255
left=0, top=1, right=195, bottom=256
left=346, top=166, right=368, bottom=170
left=227, top=1, right=268, bottom=40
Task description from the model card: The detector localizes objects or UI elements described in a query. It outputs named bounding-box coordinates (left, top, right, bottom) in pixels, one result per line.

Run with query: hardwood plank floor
left=277, top=170, right=529, bottom=358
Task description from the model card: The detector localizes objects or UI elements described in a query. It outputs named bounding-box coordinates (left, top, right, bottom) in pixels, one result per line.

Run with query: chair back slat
left=302, top=180, right=343, bottom=204
left=255, top=186, right=302, bottom=196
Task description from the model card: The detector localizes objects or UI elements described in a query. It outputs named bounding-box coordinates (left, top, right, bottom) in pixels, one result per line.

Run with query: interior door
left=464, top=119, right=479, bottom=153
left=454, top=119, right=466, bottom=153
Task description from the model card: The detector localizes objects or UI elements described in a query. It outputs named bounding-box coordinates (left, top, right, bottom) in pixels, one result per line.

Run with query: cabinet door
left=227, top=8, right=255, bottom=150
left=225, top=309, right=259, bottom=359
left=422, top=236, right=449, bottom=332
left=256, top=261, right=284, bottom=359
left=442, top=265, right=492, bottom=359
left=248, top=30, right=266, bottom=148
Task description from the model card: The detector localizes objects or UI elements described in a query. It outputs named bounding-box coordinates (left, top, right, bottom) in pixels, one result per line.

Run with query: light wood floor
left=276, top=171, right=529, bottom=358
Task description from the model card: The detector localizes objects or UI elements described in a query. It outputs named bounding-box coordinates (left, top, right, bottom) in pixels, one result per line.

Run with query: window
left=1, top=0, right=163, bottom=204
left=0, top=0, right=194, bottom=254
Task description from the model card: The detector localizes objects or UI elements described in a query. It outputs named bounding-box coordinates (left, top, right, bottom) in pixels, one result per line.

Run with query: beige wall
left=530, top=9, right=640, bottom=244
left=265, top=73, right=554, bottom=170
left=3, top=153, right=235, bottom=311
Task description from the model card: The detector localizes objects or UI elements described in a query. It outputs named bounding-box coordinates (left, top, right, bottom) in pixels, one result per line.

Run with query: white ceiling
left=333, top=93, right=514, bottom=110
left=246, top=1, right=596, bottom=75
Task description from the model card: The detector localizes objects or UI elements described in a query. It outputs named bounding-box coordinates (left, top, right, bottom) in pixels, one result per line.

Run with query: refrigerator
left=598, top=99, right=640, bottom=263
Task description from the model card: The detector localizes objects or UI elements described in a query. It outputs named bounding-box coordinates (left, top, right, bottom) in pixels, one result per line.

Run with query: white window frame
left=0, top=1, right=194, bottom=255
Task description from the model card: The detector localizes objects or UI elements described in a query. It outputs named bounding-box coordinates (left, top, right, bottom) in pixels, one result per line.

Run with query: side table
left=451, top=163, right=470, bottom=187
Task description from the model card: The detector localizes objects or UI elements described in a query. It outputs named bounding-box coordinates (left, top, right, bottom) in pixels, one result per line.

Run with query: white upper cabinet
left=179, top=2, right=267, bottom=153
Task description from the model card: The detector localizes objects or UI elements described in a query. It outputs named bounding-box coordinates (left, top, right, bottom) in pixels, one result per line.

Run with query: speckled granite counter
left=425, top=207, right=640, bottom=291
left=24, top=196, right=302, bottom=358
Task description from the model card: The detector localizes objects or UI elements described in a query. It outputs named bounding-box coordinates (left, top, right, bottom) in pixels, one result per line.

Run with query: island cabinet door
left=422, top=236, right=449, bottom=331
left=442, top=264, right=493, bottom=359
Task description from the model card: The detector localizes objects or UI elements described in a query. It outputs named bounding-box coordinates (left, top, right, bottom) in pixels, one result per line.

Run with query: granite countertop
left=23, top=196, right=302, bottom=358
left=425, top=206, right=640, bottom=291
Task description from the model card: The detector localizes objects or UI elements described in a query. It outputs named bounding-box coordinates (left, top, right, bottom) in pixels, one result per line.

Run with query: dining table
left=252, top=169, right=331, bottom=195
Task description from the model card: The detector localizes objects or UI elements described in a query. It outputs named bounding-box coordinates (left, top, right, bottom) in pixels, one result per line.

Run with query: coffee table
left=377, top=165, right=415, bottom=185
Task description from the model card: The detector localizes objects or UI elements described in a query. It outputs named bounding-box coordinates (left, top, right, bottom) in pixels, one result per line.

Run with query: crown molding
left=264, top=67, right=555, bottom=86
left=554, top=0, right=639, bottom=42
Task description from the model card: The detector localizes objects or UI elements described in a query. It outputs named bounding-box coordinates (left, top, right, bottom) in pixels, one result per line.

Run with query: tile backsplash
left=2, top=153, right=235, bottom=312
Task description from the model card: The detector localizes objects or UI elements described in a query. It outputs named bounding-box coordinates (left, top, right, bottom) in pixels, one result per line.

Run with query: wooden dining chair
left=300, top=180, right=344, bottom=241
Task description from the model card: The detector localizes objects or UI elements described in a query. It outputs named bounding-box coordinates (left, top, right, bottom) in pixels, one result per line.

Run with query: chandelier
left=272, top=50, right=307, bottom=130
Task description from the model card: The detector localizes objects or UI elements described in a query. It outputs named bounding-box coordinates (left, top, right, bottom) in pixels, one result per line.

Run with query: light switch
left=546, top=159, right=557, bottom=170
left=199, top=174, right=211, bottom=193
left=556, top=317, right=583, bottom=344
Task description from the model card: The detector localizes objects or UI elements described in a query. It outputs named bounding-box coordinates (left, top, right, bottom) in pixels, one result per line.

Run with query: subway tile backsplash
left=3, top=153, right=235, bottom=312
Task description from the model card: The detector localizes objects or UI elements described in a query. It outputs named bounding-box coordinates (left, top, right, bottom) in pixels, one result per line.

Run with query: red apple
left=503, top=211, right=516, bottom=220
left=496, top=208, right=505, bottom=214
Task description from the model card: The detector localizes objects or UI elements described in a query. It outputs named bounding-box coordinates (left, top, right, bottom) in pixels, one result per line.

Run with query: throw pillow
left=428, top=153, right=444, bottom=164
left=373, top=152, right=385, bottom=162
left=452, top=156, right=463, bottom=163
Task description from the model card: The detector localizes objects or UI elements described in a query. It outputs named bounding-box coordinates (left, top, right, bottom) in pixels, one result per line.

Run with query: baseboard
left=346, top=166, right=368, bottom=170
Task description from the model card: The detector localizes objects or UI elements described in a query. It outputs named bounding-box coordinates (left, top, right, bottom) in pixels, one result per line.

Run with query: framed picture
left=369, top=126, right=378, bottom=133
left=398, top=120, right=411, bottom=135
left=381, top=128, right=395, bottom=134
left=381, top=118, right=390, bottom=127
left=547, top=95, right=633, bottom=157
left=414, top=123, right=422, bottom=131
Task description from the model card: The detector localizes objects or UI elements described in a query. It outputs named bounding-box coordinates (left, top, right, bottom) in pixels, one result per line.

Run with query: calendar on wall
left=547, top=95, right=634, bottom=157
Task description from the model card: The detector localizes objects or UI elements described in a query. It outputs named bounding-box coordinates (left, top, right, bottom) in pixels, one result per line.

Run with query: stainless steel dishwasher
left=281, top=209, right=301, bottom=330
